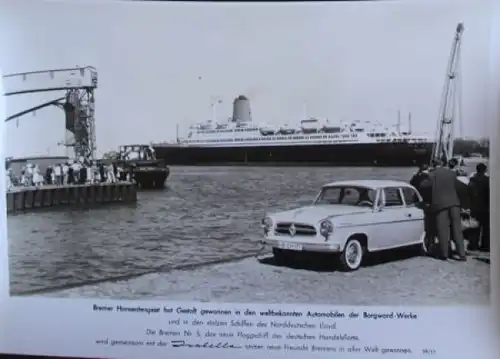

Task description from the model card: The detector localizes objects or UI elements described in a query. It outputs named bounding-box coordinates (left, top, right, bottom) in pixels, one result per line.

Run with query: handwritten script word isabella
left=170, top=340, right=242, bottom=349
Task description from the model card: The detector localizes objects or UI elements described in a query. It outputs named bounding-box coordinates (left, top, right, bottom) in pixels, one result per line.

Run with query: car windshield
left=314, top=186, right=376, bottom=207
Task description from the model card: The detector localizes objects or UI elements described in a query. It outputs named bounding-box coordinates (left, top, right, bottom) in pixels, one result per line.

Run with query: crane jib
left=431, top=23, right=464, bottom=166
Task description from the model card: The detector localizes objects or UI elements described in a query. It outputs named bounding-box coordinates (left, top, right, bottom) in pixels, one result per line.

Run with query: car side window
left=383, top=187, right=403, bottom=207
left=341, top=188, right=361, bottom=205
left=319, top=187, right=341, bottom=204
left=401, top=187, right=419, bottom=206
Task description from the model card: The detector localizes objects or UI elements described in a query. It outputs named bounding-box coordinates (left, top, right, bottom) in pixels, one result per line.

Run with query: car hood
left=270, top=204, right=370, bottom=224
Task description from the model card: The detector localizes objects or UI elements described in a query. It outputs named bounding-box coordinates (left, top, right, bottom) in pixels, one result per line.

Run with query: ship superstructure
left=152, top=95, right=434, bottom=166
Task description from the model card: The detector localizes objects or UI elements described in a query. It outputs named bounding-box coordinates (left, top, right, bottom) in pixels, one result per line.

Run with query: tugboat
left=115, top=144, right=170, bottom=189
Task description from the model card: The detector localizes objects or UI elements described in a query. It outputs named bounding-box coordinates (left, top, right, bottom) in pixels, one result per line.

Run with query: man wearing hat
left=410, top=163, right=434, bottom=249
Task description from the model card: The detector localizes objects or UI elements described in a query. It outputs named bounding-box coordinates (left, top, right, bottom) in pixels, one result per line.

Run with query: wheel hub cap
left=347, top=243, right=359, bottom=265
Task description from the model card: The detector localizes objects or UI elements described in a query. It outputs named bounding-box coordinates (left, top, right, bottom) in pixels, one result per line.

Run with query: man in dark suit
left=410, top=163, right=430, bottom=191
left=410, top=163, right=434, bottom=249
left=421, top=159, right=466, bottom=261
left=469, top=163, right=490, bottom=252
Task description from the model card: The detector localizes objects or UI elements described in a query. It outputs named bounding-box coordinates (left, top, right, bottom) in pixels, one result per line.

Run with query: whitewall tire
left=339, top=238, right=364, bottom=271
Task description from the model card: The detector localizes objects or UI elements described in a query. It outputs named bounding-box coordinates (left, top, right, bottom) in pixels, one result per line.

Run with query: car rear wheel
left=339, top=238, right=364, bottom=271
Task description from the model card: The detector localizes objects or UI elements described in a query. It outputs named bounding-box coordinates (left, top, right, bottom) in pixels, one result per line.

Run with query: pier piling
left=6, top=182, right=137, bottom=214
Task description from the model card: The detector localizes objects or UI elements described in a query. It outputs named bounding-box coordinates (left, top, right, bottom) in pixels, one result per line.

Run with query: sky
left=0, top=0, right=494, bottom=158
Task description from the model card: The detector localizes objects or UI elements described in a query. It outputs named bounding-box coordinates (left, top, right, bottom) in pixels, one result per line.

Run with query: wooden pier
left=6, top=182, right=137, bottom=214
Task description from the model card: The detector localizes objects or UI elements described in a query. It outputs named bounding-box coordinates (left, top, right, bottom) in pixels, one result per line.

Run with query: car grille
left=275, top=222, right=317, bottom=236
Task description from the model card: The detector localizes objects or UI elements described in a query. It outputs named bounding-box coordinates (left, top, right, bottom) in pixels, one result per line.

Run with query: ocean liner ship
left=152, top=95, right=434, bottom=166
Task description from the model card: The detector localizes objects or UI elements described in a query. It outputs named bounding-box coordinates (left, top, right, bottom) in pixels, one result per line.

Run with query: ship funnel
left=232, top=95, right=252, bottom=122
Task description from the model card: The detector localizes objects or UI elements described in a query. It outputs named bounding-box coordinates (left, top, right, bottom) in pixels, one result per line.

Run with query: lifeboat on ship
left=278, top=124, right=296, bottom=135
left=216, top=123, right=229, bottom=129
left=259, top=124, right=277, bottom=135
left=300, top=117, right=323, bottom=134
left=198, top=122, right=213, bottom=130
left=322, top=120, right=343, bottom=133
left=236, top=121, right=250, bottom=128
left=349, top=121, right=367, bottom=133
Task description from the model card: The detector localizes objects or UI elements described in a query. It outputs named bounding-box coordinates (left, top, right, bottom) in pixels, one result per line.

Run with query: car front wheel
left=339, top=238, right=364, bottom=271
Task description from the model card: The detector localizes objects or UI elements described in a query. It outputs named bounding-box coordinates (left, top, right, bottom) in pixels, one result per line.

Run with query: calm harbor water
left=7, top=165, right=473, bottom=294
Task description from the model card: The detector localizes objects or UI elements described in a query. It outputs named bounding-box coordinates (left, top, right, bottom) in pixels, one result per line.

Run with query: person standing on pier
left=53, top=164, right=61, bottom=185
left=33, top=165, right=43, bottom=187
left=79, top=164, right=87, bottom=184
left=89, top=162, right=96, bottom=183
left=99, top=163, right=106, bottom=183
left=6, top=168, right=13, bottom=190
left=67, top=164, right=75, bottom=185
left=420, top=159, right=466, bottom=261
left=20, top=167, right=26, bottom=187
left=468, top=163, right=490, bottom=252
left=62, top=163, right=69, bottom=185
left=26, top=164, right=34, bottom=186
left=107, top=163, right=116, bottom=183
left=117, top=166, right=124, bottom=182
left=112, top=162, right=118, bottom=181
left=45, top=166, right=52, bottom=185
left=72, top=161, right=81, bottom=184
left=50, top=166, right=55, bottom=185
left=59, top=164, right=65, bottom=185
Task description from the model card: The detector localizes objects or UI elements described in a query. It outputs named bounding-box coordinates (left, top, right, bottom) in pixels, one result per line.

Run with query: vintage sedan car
left=260, top=180, right=426, bottom=271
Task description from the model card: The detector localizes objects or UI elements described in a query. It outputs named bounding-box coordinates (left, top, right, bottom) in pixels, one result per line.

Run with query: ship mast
left=431, top=22, right=464, bottom=165
left=397, top=109, right=401, bottom=135
left=408, top=112, right=412, bottom=134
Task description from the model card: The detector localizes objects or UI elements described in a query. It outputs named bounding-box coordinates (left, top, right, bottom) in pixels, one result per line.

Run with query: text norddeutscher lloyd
left=93, top=303, right=425, bottom=354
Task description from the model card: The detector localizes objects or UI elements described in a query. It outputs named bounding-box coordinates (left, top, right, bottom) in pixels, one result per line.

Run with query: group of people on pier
left=5, top=160, right=133, bottom=191
left=410, top=159, right=490, bottom=260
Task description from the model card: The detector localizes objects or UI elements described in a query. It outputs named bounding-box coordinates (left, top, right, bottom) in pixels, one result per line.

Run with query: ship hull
left=131, top=167, right=169, bottom=190
left=111, top=159, right=170, bottom=189
left=153, top=142, right=434, bottom=167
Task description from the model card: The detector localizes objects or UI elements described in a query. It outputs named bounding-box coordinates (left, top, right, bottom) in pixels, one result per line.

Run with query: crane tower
left=2, top=66, right=98, bottom=162
left=431, top=23, right=464, bottom=165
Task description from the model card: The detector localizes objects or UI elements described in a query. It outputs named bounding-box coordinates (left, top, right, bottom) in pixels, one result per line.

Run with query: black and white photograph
left=1, top=0, right=492, bottom=306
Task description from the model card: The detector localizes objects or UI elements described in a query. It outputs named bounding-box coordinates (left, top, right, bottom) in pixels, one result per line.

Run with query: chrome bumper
left=260, top=238, right=342, bottom=253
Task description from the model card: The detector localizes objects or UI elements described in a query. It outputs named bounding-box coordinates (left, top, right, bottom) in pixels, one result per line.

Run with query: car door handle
left=406, top=213, right=412, bottom=218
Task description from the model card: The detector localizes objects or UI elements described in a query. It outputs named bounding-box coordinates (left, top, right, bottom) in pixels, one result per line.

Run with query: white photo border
left=0, top=0, right=499, bottom=358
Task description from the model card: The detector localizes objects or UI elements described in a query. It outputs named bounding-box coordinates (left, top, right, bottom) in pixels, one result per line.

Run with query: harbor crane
left=431, top=22, right=464, bottom=166
left=2, top=66, right=98, bottom=162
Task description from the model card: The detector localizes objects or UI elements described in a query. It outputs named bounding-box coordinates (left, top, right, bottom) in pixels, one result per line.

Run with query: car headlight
left=261, top=217, right=273, bottom=234
left=319, top=219, right=334, bottom=239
